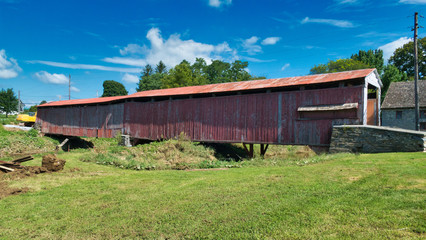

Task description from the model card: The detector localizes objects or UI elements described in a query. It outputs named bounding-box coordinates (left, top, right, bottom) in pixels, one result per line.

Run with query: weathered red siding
left=37, top=85, right=363, bottom=146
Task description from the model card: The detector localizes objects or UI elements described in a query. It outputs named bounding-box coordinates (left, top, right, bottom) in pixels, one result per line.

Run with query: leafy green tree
left=191, top=58, right=208, bottom=85
left=162, top=60, right=195, bottom=88
left=228, top=60, right=251, bottom=82
left=205, top=60, right=231, bottom=83
left=389, top=37, right=426, bottom=78
left=137, top=63, right=165, bottom=92
left=351, top=49, right=384, bottom=75
left=0, top=88, right=18, bottom=117
left=39, top=100, right=47, bottom=105
left=137, top=73, right=165, bottom=91
left=155, top=61, right=167, bottom=74
left=310, top=59, right=370, bottom=74
left=101, top=80, right=128, bottom=97
left=381, top=64, right=408, bottom=100
left=142, top=64, right=153, bottom=77
left=28, top=105, right=38, bottom=112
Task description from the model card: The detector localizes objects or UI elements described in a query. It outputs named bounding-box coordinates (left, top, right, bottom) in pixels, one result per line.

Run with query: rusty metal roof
left=39, top=68, right=376, bottom=108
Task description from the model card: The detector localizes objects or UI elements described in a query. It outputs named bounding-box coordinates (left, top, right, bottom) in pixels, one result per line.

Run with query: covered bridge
left=36, top=68, right=382, bottom=152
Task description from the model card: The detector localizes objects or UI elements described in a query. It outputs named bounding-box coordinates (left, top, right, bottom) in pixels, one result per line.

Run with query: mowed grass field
left=0, top=150, right=424, bottom=239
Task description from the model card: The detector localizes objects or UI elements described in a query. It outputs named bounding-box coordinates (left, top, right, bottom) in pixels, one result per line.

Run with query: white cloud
left=240, top=56, right=275, bottom=63
left=335, top=0, right=358, bottom=4
left=378, top=37, right=411, bottom=62
left=104, top=28, right=237, bottom=68
left=34, top=71, right=68, bottom=84
left=399, top=0, right=426, bottom=4
left=119, top=43, right=146, bottom=55
left=122, top=73, right=139, bottom=83
left=261, top=37, right=281, bottom=46
left=208, top=0, right=232, bottom=8
left=29, top=60, right=141, bottom=73
left=103, top=57, right=146, bottom=67
left=70, top=86, right=80, bottom=92
left=0, top=49, right=22, bottom=79
left=242, top=36, right=262, bottom=55
left=281, top=63, right=290, bottom=71
left=301, top=17, right=355, bottom=28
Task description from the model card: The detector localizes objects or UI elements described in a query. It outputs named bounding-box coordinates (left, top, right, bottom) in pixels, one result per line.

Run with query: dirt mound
left=42, top=154, right=66, bottom=171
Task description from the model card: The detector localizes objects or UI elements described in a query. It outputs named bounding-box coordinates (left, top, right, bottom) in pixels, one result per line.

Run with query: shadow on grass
left=201, top=143, right=248, bottom=161
left=46, top=135, right=94, bottom=151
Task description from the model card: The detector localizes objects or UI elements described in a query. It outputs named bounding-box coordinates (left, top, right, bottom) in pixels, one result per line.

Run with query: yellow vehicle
left=16, top=112, right=37, bottom=127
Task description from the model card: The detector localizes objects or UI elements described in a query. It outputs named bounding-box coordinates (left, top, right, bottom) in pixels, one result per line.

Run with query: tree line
left=310, top=37, right=425, bottom=100
left=136, top=58, right=264, bottom=92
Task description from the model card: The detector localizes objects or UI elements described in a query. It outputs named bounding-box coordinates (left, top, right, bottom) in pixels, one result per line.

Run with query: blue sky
left=0, top=0, right=425, bottom=107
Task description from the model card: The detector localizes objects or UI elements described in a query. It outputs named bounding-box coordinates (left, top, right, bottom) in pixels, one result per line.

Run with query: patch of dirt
left=42, top=154, right=66, bottom=171
left=0, top=166, right=48, bottom=199
left=348, top=176, right=361, bottom=182
left=0, top=181, right=28, bottom=199
left=0, top=154, right=68, bottom=199
left=2, top=166, right=48, bottom=180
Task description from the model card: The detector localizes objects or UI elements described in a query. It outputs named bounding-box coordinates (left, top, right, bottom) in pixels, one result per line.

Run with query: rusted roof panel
left=39, top=68, right=375, bottom=108
left=39, top=95, right=128, bottom=108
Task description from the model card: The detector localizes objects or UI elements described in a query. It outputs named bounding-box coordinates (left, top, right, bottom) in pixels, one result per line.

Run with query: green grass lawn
left=0, top=151, right=424, bottom=239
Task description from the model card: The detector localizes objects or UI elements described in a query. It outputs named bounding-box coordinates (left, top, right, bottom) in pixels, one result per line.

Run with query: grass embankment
left=0, top=131, right=424, bottom=239
left=0, top=125, right=58, bottom=158
left=79, top=135, right=316, bottom=171
left=0, top=114, right=18, bottom=125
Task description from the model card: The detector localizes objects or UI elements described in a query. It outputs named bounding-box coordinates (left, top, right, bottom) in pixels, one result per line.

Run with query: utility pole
left=413, top=12, right=420, bottom=131
left=68, top=74, right=71, bottom=100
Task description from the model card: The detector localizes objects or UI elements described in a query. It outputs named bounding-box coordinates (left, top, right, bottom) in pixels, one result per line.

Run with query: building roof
left=382, top=80, right=426, bottom=109
left=39, top=68, right=377, bottom=108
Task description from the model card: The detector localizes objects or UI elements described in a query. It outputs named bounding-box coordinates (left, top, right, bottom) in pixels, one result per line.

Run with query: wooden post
left=260, top=144, right=269, bottom=156
left=242, top=143, right=254, bottom=158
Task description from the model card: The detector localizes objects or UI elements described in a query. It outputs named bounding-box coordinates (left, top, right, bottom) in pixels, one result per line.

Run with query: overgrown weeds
left=80, top=136, right=242, bottom=170
left=0, top=125, right=58, bottom=158
left=78, top=134, right=323, bottom=170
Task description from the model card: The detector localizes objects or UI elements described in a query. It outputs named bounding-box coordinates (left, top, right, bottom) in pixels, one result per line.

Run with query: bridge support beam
left=243, top=143, right=269, bottom=158
left=242, top=143, right=254, bottom=158
left=260, top=144, right=269, bottom=157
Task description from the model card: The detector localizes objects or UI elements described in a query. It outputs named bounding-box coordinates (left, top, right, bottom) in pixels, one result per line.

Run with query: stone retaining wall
left=330, top=125, right=426, bottom=153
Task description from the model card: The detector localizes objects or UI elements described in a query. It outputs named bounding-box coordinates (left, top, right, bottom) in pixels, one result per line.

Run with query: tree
left=228, top=60, right=251, bottom=82
left=0, top=88, right=18, bottom=117
left=191, top=58, right=208, bottom=85
left=310, top=59, right=370, bottom=74
left=137, top=73, right=165, bottom=92
left=162, top=60, right=195, bottom=88
left=101, top=80, right=128, bottom=97
left=28, top=105, right=38, bottom=112
left=381, top=64, right=407, bottom=100
left=137, top=64, right=164, bottom=92
left=389, top=37, right=426, bottom=79
left=142, top=64, right=153, bottom=77
left=39, top=100, right=47, bottom=105
left=205, top=60, right=231, bottom=83
left=155, top=61, right=167, bottom=74
left=351, top=49, right=384, bottom=75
